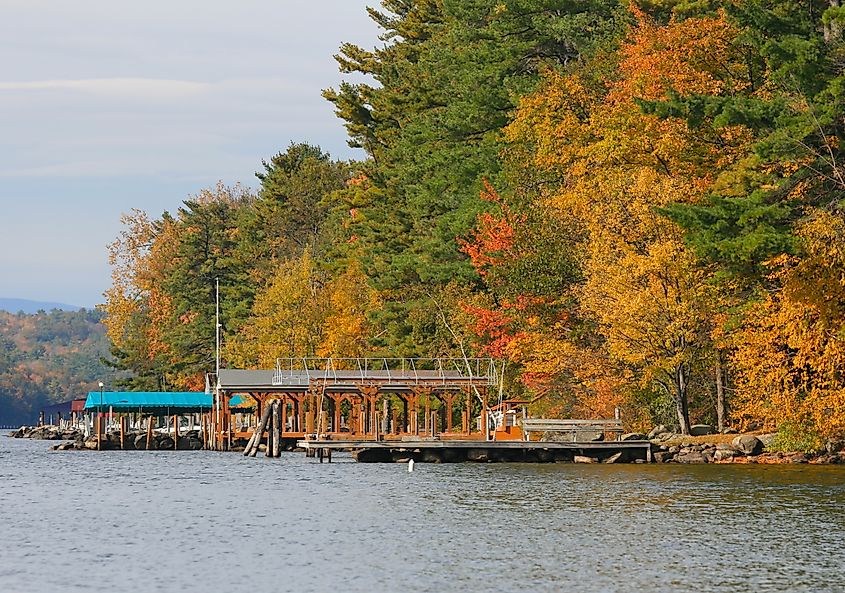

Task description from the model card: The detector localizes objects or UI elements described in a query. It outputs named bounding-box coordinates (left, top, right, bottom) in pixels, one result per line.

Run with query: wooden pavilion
left=208, top=358, right=499, bottom=451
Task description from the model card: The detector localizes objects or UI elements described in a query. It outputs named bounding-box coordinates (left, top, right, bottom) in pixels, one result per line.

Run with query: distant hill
left=0, top=298, right=83, bottom=314
left=0, top=308, right=116, bottom=426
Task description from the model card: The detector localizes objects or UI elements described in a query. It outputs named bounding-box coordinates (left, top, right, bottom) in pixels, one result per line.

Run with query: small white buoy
left=408, top=459, right=414, bottom=472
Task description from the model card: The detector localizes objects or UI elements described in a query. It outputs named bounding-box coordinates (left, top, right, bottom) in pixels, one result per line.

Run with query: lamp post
left=97, top=381, right=104, bottom=451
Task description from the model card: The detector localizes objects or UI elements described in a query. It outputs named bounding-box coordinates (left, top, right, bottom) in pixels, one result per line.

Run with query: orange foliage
left=458, top=181, right=524, bottom=276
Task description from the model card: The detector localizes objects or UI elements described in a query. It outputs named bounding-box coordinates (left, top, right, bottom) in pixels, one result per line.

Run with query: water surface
left=1, top=437, right=843, bottom=593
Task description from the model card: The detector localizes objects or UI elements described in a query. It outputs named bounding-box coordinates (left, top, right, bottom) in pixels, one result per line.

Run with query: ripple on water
left=1, top=437, right=844, bottom=593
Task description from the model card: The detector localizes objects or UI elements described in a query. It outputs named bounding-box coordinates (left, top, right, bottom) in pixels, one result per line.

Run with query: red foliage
left=458, top=180, right=524, bottom=275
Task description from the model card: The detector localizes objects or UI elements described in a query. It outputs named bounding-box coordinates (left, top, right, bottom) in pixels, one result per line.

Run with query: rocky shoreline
left=8, top=423, right=845, bottom=463
left=8, top=425, right=204, bottom=451
left=644, top=425, right=845, bottom=465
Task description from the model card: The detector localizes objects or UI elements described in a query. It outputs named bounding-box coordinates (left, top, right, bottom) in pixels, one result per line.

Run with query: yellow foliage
left=225, top=252, right=326, bottom=368
left=732, top=210, right=845, bottom=441
left=225, top=254, right=379, bottom=368
left=318, top=262, right=379, bottom=358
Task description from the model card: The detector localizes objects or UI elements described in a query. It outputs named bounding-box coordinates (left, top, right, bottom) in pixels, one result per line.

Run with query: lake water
left=1, top=437, right=844, bottom=593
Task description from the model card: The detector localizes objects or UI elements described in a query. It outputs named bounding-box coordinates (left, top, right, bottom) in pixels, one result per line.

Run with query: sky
left=0, top=0, right=379, bottom=307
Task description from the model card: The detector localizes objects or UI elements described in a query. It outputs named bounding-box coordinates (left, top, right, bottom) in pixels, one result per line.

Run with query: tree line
left=102, top=1, right=845, bottom=450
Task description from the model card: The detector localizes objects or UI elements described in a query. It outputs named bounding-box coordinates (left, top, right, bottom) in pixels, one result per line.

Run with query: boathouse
left=208, top=358, right=498, bottom=451
left=40, top=399, right=86, bottom=428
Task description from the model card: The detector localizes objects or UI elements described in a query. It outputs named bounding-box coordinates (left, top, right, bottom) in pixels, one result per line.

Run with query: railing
left=520, top=418, right=624, bottom=442
left=272, top=357, right=499, bottom=388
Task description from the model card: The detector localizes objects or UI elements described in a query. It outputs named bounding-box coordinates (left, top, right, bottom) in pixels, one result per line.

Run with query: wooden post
left=146, top=416, right=154, bottom=450
left=120, top=416, right=126, bottom=450
left=96, top=413, right=101, bottom=451
left=305, top=403, right=315, bottom=436
left=173, top=414, right=180, bottom=450
left=381, top=399, right=389, bottom=435
left=248, top=403, right=273, bottom=458
left=445, top=394, right=454, bottom=433
left=431, top=411, right=438, bottom=438
left=465, top=388, right=472, bottom=435
left=333, top=396, right=341, bottom=434
left=265, top=403, right=275, bottom=458
left=272, top=401, right=281, bottom=457
left=424, top=394, right=431, bottom=436
left=319, top=411, right=328, bottom=437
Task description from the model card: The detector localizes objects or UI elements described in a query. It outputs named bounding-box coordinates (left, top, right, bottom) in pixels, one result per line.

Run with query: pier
left=297, top=438, right=652, bottom=463
left=207, top=358, right=651, bottom=463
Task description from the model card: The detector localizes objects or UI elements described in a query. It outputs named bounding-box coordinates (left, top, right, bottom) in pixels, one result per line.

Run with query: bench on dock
left=520, top=418, right=624, bottom=442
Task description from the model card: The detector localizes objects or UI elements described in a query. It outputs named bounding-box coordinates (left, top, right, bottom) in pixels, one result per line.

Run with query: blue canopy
left=84, top=391, right=211, bottom=413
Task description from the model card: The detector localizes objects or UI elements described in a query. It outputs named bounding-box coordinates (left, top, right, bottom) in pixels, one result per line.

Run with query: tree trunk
left=674, top=364, right=691, bottom=435
left=715, top=355, right=726, bottom=432
left=826, top=0, right=842, bottom=42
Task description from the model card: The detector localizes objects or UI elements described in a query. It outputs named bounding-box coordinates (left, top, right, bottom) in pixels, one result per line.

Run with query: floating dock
left=296, top=438, right=653, bottom=463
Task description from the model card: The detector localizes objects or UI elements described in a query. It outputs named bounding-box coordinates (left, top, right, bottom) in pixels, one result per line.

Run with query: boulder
left=757, top=433, right=777, bottom=449
left=574, top=455, right=597, bottom=464
left=158, top=437, right=175, bottom=450
left=689, top=424, right=715, bottom=436
left=676, top=451, right=706, bottom=464
left=621, top=433, right=647, bottom=441
left=731, top=435, right=763, bottom=455
left=575, top=431, right=604, bottom=442
left=421, top=449, right=444, bottom=463
left=653, top=451, right=674, bottom=463
left=466, top=448, right=490, bottom=462
left=825, top=440, right=845, bottom=454
left=83, top=437, right=99, bottom=450
left=134, top=435, right=149, bottom=450
left=713, top=449, right=736, bottom=462
left=647, top=424, right=668, bottom=439
left=721, top=427, right=738, bottom=434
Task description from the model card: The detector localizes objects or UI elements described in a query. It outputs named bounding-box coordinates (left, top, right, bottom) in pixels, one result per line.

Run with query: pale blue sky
left=0, top=0, right=378, bottom=307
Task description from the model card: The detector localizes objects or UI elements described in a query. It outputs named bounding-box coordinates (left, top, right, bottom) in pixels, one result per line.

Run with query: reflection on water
left=1, top=437, right=844, bottom=593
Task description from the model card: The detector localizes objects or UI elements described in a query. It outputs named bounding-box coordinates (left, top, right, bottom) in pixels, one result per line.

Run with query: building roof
left=216, top=368, right=493, bottom=394
left=84, top=391, right=211, bottom=413
left=42, top=400, right=84, bottom=415
left=218, top=369, right=276, bottom=391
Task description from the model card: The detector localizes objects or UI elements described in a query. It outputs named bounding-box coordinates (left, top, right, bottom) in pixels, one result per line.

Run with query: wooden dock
left=296, top=438, right=652, bottom=463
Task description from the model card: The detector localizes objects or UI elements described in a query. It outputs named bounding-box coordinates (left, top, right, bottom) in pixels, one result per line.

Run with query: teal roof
left=84, top=391, right=211, bottom=412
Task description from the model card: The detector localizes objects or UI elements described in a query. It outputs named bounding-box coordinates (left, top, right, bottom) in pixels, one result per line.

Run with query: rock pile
left=9, top=425, right=82, bottom=440
left=650, top=433, right=845, bottom=464
left=46, top=429, right=205, bottom=451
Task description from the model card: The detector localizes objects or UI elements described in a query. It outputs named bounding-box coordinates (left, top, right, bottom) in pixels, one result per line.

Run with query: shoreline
left=8, top=424, right=845, bottom=464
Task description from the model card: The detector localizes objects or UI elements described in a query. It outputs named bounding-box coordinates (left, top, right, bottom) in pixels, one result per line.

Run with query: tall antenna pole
left=215, top=277, right=221, bottom=378
left=215, top=277, right=221, bottom=450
